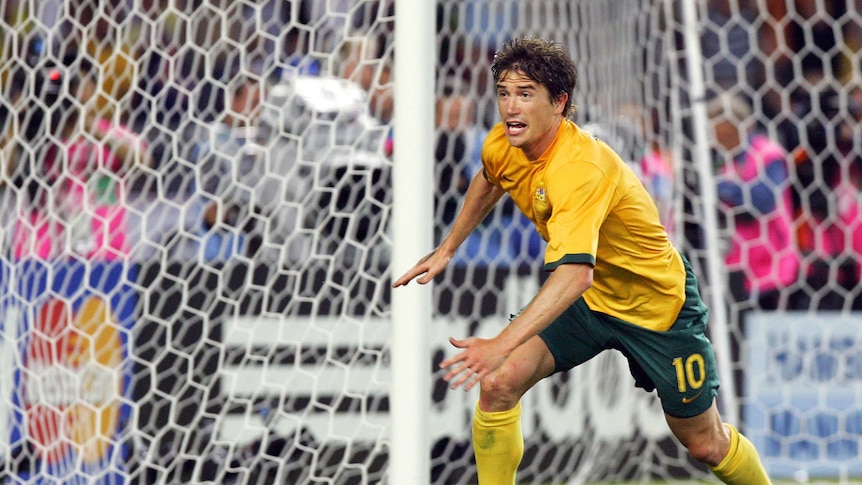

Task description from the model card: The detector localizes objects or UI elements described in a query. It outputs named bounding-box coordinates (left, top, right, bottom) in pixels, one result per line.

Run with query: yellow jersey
left=481, top=119, right=685, bottom=331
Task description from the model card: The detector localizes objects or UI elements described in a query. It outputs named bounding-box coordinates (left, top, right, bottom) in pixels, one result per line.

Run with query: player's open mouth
left=506, top=122, right=526, bottom=135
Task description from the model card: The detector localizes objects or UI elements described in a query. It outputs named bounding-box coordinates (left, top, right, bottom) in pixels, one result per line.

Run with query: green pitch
left=577, top=480, right=843, bottom=485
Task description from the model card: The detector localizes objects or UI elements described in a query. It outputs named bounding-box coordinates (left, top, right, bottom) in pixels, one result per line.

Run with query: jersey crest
left=533, top=181, right=551, bottom=223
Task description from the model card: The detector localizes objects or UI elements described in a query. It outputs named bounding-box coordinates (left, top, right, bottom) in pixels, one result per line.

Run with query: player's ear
left=554, top=93, right=568, bottom=116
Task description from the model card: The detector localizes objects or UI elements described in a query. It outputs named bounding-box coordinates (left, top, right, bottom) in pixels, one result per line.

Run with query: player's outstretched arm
left=440, top=263, right=593, bottom=390
left=392, top=171, right=504, bottom=287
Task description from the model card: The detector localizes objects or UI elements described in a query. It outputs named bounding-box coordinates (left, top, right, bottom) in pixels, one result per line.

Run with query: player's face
left=496, top=69, right=566, bottom=160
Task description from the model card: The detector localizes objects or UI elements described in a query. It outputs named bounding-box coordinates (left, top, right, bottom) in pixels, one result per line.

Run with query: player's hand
left=440, top=336, right=508, bottom=391
left=391, top=248, right=451, bottom=287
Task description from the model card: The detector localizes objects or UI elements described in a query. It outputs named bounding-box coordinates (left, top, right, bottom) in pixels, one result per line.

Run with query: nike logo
left=501, top=175, right=514, bottom=182
left=682, top=391, right=703, bottom=404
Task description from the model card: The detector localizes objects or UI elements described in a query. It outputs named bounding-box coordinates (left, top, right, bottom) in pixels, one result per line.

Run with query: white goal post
left=678, top=0, right=737, bottom=425
left=390, top=0, right=434, bottom=483
left=1, top=1, right=862, bottom=484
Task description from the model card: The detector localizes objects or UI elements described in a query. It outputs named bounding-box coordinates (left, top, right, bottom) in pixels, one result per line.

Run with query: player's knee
left=478, top=372, right=520, bottom=410
left=684, top=438, right=725, bottom=467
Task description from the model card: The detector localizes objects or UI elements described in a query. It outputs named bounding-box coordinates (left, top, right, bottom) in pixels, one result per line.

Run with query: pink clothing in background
left=720, top=135, right=800, bottom=294
left=12, top=120, right=138, bottom=261
left=800, top=177, right=862, bottom=280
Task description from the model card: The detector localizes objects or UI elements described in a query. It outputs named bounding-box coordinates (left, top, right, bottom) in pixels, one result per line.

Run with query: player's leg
left=665, top=402, right=771, bottom=484
left=472, top=298, right=610, bottom=484
left=614, top=315, right=772, bottom=484
left=473, top=334, right=556, bottom=485
left=609, top=253, right=771, bottom=483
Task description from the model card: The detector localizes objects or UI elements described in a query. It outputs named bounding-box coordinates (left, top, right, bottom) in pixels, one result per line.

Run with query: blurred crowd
left=1, top=0, right=861, bottom=312
left=700, top=0, right=862, bottom=312
left=0, top=0, right=394, bottom=272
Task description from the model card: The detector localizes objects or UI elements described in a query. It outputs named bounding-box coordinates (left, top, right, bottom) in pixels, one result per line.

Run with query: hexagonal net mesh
left=0, top=1, right=861, bottom=484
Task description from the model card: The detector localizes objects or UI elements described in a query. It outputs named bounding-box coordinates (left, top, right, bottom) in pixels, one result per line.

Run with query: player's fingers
left=439, top=356, right=467, bottom=374
left=442, top=368, right=457, bottom=385
left=443, top=362, right=473, bottom=382
left=416, top=254, right=451, bottom=284
left=448, top=336, right=468, bottom=348
left=391, top=265, right=428, bottom=287
left=447, top=367, right=473, bottom=389
left=415, top=272, right=436, bottom=284
left=392, top=266, right=422, bottom=286
left=463, top=372, right=482, bottom=391
left=416, top=262, right=447, bottom=284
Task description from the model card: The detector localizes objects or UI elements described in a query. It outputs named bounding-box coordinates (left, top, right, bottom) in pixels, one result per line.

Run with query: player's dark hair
left=491, top=37, right=578, bottom=117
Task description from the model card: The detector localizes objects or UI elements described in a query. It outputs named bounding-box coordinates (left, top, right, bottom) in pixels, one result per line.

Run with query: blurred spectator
left=701, top=1, right=862, bottom=130
left=130, top=8, right=192, bottom=135
left=639, top=123, right=677, bottom=241
left=794, top=159, right=862, bottom=310
left=708, top=94, right=800, bottom=310
left=261, top=72, right=391, bottom=271
left=766, top=0, right=862, bottom=86
left=790, top=88, right=862, bottom=309
left=845, top=153, right=862, bottom=309
left=339, top=38, right=394, bottom=124
left=51, top=2, right=139, bottom=124
left=590, top=103, right=679, bottom=243
left=280, top=28, right=322, bottom=77
left=337, top=1, right=395, bottom=125
left=699, top=0, right=786, bottom=127
left=764, top=0, right=862, bottom=135
left=754, top=0, right=862, bottom=309
left=437, top=1, right=502, bottom=128
left=9, top=59, right=147, bottom=261
left=701, top=0, right=763, bottom=93
left=434, top=89, right=485, bottom=228
left=193, top=73, right=268, bottom=262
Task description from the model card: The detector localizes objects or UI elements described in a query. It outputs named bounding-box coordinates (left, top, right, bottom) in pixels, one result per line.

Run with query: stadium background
left=1, top=1, right=861, bottom=483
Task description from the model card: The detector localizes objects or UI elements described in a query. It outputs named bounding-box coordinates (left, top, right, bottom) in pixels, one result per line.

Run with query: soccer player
left=392, top=38, right=771, bottom=484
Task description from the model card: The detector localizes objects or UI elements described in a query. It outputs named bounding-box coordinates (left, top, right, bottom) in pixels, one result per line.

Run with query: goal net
left=0, top=1, right=861, bottom=484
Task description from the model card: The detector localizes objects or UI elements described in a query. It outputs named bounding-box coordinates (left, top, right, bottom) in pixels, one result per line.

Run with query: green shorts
left=537, top=254, right=719, bottom=418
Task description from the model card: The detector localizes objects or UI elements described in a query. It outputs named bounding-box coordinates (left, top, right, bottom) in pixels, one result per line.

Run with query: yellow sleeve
left=544, top=162, right=616, bottom=268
